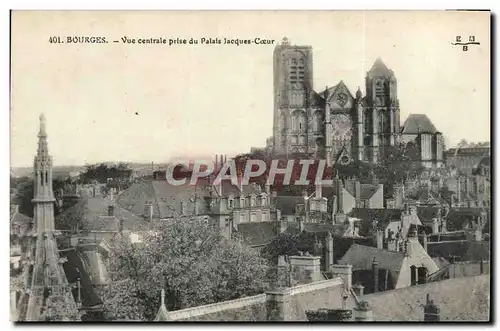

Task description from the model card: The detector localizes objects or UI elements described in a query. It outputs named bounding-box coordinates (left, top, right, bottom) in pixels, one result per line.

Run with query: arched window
left=298, top=113, right=306, bottom=132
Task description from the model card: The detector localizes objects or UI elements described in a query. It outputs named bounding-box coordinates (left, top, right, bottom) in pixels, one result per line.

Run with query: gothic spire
left=36, top=113, right=50, bottom=159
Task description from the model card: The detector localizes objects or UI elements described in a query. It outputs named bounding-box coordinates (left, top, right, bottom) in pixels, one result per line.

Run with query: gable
left=335, top=145, right=352, bottom=166
left=327, top=81, right=355, bottom=110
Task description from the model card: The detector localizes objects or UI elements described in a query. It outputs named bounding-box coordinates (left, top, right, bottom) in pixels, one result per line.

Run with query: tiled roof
left=417, top=206, right=441, bottom=222
left=62, top=250, right=103, bottom=308
left=401, top=114, right=438, bottom=134
left=274, top=196, right=305, bottom=216
left=344, top=184, right=381, bottom=200
left=426, top=241, right=490, bottom=262
left=432, top=257, right=451, bottom=270
left=367, top=58, right=394, bottom=77
left=57, top=197, right=146, bottom=231
left=236, top=222, right=277, bottom=247
left=349, top=208, right=403, bottom=229
left=361, top=275, right=490, bottom=321
left=317, top=83, right=340, bottom=99
left=338, top=244, right=405, bottom=286
left=117, top=179, right=212, bottom=219
left=10, top=212, right=32, bottom=225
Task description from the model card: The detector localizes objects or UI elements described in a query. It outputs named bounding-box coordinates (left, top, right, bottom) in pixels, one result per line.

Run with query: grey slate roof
left=401, top=114, right=438, bottom=134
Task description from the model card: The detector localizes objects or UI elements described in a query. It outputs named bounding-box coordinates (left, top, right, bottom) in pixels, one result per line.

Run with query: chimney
left=331, top=264, right=352, bottom=290
left=375, top=229, right=384, bottom=249
left=387, top=239, right=397, bottom=252
left=325, top=232, right=334, bottom=271
left=372, top=258, right=379, bottom=293
left=278, top=218, right=287, bottom=234
left=145, top=202, right=153, bottom=221
left=432, top=218, right=439, bottom=234
left=355, top=181, right=361, bottom=200
left=352, top=283, right=364, bottom=297
left=108, top=205, right=115, bottom=217
left=289, top=255, right=322, bottom=284
left=298, top=217, right=305, bottom=232
left=337, top=179, right=344, bottom=213
left=220, top=154, right=224, bottom=169
left=423, top=294, right=440, bottom=321
left=215, top=154, right=218, bottom=171
left=353, top=301, right=373, bottom=322
left=315, top=182, right=322, bottom=199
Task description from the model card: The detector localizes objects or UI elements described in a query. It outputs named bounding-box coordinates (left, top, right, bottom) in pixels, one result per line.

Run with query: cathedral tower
left=21, top=114, right=79, bottom=321
left=273, top=37, right=314, bottom=156
left=365, top=58, right=400, bottom=163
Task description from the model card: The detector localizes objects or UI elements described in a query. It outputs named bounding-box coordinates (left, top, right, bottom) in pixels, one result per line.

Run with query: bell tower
left=365, top=58, right=400, bottom=162
left=273, top=37, right=314, bottom=156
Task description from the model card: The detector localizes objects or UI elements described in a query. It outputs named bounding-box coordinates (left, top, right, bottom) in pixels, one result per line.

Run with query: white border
left=3, top=1, right=498, bottom=331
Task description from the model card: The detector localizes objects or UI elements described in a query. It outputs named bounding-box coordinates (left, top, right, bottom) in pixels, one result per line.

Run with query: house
left=338, top=229, right=439, bottom=294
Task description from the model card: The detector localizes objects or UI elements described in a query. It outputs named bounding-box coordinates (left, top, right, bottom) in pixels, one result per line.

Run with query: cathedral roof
left=401, top=114, right=438, bottom=134
left=367, top=58, right=394, bottom=77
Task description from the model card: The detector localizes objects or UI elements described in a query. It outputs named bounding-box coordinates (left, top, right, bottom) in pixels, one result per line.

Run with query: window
left=228, top=198, right=233, bottom=208
left=240, top=196, right=245, bottom=208
left=250, top=195, right=256, bottom=207
left=240, top=214, right=246, bottom=223
left=251, top=213, right=256, bottom=222
left=262, top=212, right=267, bottom=222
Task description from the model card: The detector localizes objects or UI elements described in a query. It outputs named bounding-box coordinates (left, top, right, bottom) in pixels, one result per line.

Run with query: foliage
left=100, top=219, right=270, bottom=321
left=261, top=232, right=299, bottom=263
left=375, top=143, right=424, bottom=185
left=79, top=163, right=132, bottom=184
left=40, top=290, right=80, bottom=321
left=10, top=176, right=68, bottom=218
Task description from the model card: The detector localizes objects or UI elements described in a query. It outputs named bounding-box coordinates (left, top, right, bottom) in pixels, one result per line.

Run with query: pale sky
left=11, top=11, right=490, bottom=167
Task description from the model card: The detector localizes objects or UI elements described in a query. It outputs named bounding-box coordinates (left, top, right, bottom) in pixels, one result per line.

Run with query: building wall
left=367, top=186, right=384, bottom=209
left=168, top=277, right=355, bottom=321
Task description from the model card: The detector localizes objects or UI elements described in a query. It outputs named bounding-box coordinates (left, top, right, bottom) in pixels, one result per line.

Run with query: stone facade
left=272, top=37, right=401, bottom=165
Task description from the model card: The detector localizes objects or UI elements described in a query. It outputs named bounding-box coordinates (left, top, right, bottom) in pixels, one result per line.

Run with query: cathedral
left=270, top=37, right=444, bottom=168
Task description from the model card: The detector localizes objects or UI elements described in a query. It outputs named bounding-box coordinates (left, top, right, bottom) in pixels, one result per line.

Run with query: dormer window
left=228, top=197, right=234, bottom=208
left=250, top=195, right=256, bottom=207
left=261, top=193, right=267, bottom=206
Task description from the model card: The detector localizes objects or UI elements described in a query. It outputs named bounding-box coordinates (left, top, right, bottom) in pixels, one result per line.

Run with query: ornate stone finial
left=39, top=113, right=47, bottom=137
left=356, top=86, right=362, bottom=99
left=282, top=37, right=290, bottom=45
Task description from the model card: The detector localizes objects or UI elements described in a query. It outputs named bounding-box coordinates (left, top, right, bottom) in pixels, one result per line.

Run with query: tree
left=100, top=219, right=270, bottom=321
left=40, top=290, right=81, bottom=321
left=10, top=176, right=68, bottom=218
